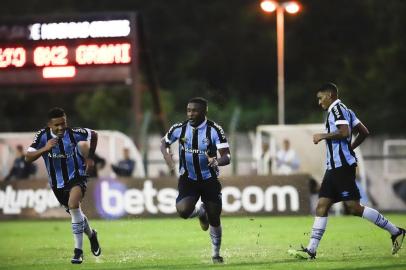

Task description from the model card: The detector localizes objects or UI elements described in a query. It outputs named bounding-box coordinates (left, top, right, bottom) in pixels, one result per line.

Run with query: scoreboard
left=0, top=13, right=137, bottom=85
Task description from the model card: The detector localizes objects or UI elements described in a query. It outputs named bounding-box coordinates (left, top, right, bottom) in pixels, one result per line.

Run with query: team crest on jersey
left=180, top=137, right=189, bottom=144
left=202, top=137, right=210, bottom=146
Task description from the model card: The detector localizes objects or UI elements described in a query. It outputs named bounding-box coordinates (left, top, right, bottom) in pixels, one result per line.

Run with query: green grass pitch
left=0, top=215, right=405, bottom=270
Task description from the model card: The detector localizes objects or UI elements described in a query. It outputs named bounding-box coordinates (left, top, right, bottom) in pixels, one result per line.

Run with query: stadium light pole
left=260, top=0, right=300, bottom=125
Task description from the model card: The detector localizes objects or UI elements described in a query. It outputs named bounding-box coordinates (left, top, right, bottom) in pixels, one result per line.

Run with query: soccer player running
left=160, top=97, right=231, bottom=263
left=295, top=83, right=405, bottom=259
left=25, top=107, right=101, bottom=264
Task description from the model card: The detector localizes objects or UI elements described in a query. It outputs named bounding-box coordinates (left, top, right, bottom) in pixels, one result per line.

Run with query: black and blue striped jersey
left=324, top=99, right=360, bottom=170
left=28, top=127, right=92, bottom=188
left=164, top=119, right=229, bottom=181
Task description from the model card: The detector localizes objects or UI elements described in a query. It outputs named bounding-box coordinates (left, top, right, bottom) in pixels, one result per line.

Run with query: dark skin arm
left=160, top=138, right=176, bottom=175
left=313, top=124, right=349, bottom=144
left=85, top=130, right=98, bottom=174
left=26, top=138, right=58, bottom=163
left=351, top=122, right=369, bottom=150
left=206, top=148, right=231, bottom=167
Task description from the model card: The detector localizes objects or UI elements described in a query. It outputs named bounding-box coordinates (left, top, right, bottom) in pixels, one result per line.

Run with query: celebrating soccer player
left=160, top=97, right=231, bottom=263
left=25, top=107, right=101, bottom=264
left=293, top=83, right=405, bottom=259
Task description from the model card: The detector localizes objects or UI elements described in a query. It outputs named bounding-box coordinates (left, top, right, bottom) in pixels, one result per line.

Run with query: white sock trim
left=70, top=208, right=83, bottom=223
left=313, top=216, right=328, bottom=230
left=70, top=208, right=84, bottom=249
left=307, top=216, right=328, bottom=253
left=362, top=206, right=400, bottom=235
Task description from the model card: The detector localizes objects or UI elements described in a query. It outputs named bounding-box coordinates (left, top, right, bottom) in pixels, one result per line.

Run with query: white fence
left=0, top=130, right=145, bottom=179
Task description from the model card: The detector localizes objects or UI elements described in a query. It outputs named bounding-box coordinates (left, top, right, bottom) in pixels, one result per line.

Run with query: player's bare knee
left=68, top=196, right=80, bottom=209
left=316, top=209, right=328, bottom=217
left=316, top=205, right=329, bottom=217
left=176, top=205, right=191, bottom=219
left=178, top=211, right=190, bottom=219
left=68, top=203, right=79, bottom=209
left=347, top=206, right=361, bottom=216
left=345, top=202, right=363, bottom=216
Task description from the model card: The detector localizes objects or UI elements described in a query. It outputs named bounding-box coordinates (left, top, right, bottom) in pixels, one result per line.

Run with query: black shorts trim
left=176, top=175, right=222, bottom=205
left=319, top=165, right=360, bottom=203
left=52, top=176, right=87, bottom=208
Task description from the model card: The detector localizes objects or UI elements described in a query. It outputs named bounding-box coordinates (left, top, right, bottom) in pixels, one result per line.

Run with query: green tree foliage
left=74, top=86, right=133, bottom=132
left=0, top=0, right=405, bottom=134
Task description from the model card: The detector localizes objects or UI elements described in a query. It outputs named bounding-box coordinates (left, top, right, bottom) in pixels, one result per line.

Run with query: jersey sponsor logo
left=213, top=122, right=226, bottom=140
left=333, top=106, right=341, bottom=119
left=72, top=128, right=87, bottom=134
left=171, top=122, right=183, bottom=128
left=184, top=147, right=205, bottom=155
left=167, top=122, right=183, bottom=135
left=32, top=129, right=44, bottom=143
left=48, top=152, right=74, bottom=159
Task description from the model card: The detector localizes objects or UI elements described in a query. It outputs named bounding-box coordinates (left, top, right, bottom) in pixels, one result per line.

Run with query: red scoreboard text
left=0, top=15, right=136, bottom=84
left=0, top=43, right=131, bottom=78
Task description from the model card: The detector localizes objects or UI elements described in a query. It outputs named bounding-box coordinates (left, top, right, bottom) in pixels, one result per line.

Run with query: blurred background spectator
left=259, top=142, right=272, bottom=175
left=275, top=139, right=300, bottom=175
left=111, top=148, right=135, bottom=177
left=3, top=144, right=36, bottom=181
left=393, top=179, right=406, bottom=204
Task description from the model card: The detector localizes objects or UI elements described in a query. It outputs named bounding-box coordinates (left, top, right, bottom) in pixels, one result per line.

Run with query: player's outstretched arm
left=25, top=138, right=58, bottom=163
left=351, top=122, right=370, bottom=150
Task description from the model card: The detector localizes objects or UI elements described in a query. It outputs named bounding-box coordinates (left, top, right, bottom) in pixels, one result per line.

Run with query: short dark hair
left=16, top=144, right=23, bottom=151
left=188, top=97, right=208, bottom=109
left=48, top=107, right=66, bottom=120
left=317, top=82, right=338, bottom=95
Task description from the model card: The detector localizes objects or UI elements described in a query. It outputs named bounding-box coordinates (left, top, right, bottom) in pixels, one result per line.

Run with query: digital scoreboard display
left=0, top=13, right=137, bottom=85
